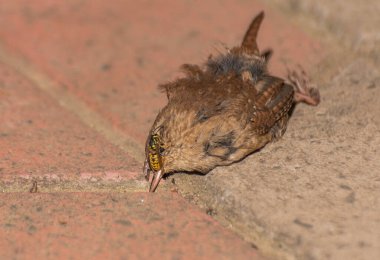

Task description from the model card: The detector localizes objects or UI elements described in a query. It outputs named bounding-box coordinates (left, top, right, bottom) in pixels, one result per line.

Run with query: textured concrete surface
left=173, top=1, right=380, bottom=259
left=0, top=192, right=262, bottom=259
left=174, top=59, right=380, bottom=259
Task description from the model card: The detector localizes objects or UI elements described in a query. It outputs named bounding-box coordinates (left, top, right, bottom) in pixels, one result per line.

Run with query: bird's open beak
left=149, top=169, right=163, bottom=192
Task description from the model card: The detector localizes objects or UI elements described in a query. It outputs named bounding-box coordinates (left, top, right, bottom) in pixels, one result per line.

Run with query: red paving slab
left=0, top=0, right=323, bottom=144
left=0, top=2, right=323, bottom=258
left=0, top=60, right=142, bottom=188
left=0, top=192, right=263, bottom=259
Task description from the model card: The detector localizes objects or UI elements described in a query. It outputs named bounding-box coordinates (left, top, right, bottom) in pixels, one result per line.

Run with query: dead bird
left=144, top=11, right=320, bottom=192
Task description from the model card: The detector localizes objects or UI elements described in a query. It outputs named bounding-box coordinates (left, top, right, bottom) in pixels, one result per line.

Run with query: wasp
left=148, top=134, right=163, bottom=172
left=146, top=126, right=167, bottom=171
left=144, top=131, right=166, bottom=191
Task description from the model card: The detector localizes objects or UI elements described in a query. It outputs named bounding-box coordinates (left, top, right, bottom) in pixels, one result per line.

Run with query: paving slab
left=267, top=0, right=380, bottom=60
left=0, top=0, right=323, bottom=144
left=0, top=192, right=263, bottom=260
left=0, top=60, right=144, bottom=192
left=172, top=1, right=380, bottom=259
left=174, top=58, right=380, bottom=260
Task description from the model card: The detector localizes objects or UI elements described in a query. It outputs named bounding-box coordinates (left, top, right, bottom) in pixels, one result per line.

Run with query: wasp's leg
left=143, top=159, right=151, bottom=181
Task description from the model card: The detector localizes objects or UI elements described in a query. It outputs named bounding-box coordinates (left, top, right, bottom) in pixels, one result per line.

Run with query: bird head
left=143, top=102, right=233, bottom=192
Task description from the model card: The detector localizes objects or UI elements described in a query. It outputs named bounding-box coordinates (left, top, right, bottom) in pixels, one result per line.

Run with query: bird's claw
left=286, top=65, right=320, bottom=106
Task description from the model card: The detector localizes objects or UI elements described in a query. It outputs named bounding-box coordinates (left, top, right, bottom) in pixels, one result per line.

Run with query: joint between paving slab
left=1, top=177, right=148, bottom=193
left=0, top=41, right=145, bottom=164
left=0, top=169, right=152, bottom=193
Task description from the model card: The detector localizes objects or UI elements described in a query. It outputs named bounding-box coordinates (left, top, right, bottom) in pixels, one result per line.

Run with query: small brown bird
left=144, top=11, right=320, bottom=192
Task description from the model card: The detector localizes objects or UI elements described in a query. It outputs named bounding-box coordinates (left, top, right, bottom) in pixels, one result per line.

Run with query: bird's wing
left=250, top=75, right=294, bottom=134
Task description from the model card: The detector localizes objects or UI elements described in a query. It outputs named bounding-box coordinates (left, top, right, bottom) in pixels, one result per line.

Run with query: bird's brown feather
left=145, top=11, right=320, bottom=192
left=241, top=11, right=265, bottom=54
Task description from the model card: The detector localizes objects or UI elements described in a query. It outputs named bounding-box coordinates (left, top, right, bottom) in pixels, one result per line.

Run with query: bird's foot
left=286, top=65, right=320, bottom=106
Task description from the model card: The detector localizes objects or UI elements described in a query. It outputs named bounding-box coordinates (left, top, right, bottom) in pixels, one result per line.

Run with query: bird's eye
left=159, top=147, right=166, bottom=155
